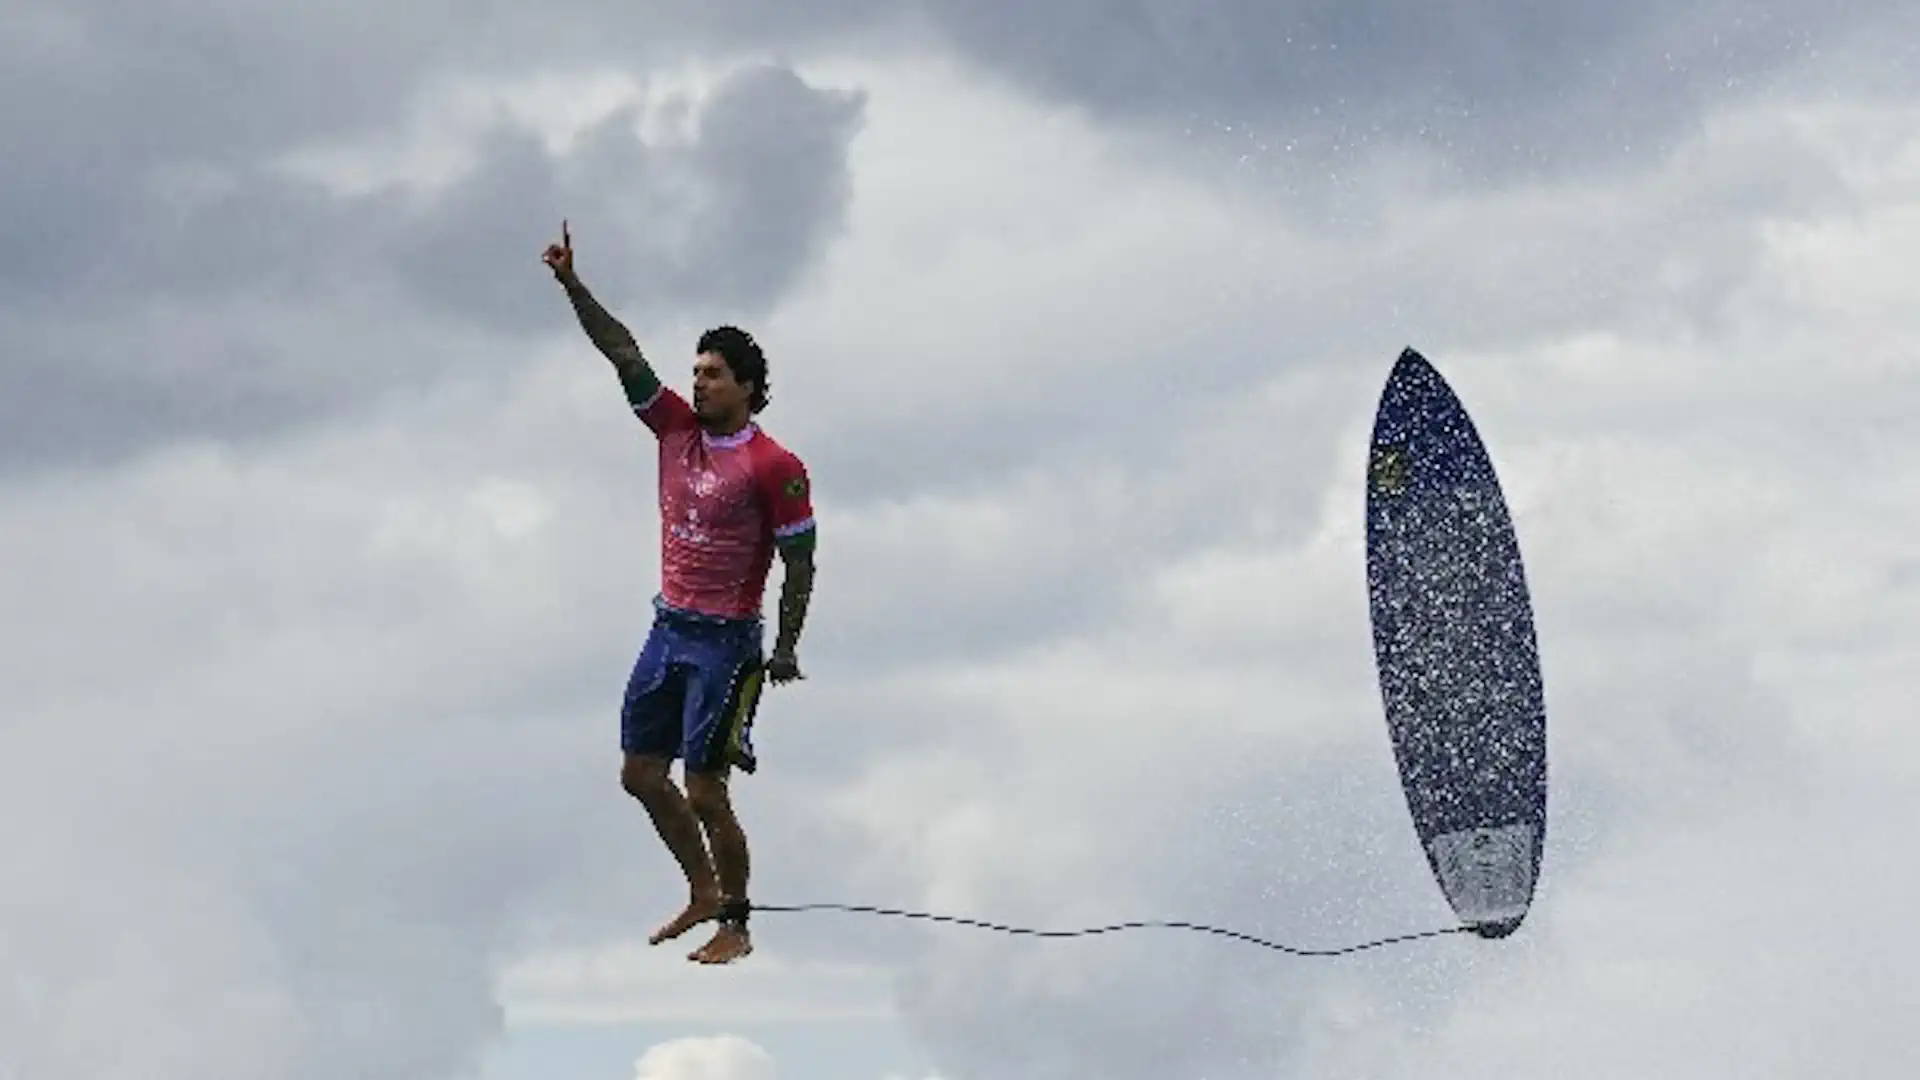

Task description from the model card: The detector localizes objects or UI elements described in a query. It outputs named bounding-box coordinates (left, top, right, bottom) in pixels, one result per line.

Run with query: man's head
left=691, top=325, right=770, bottom=430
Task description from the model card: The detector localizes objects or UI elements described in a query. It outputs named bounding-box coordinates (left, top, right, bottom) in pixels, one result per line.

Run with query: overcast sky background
left=5, top=2, right=1919, bottom=1078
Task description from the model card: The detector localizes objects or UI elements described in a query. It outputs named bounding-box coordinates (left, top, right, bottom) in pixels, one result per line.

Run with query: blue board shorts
left=620, top=598, right=766, bottom=774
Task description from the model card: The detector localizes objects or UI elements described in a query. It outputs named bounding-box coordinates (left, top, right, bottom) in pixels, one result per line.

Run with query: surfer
left=542, top=221, right=818, bottom=965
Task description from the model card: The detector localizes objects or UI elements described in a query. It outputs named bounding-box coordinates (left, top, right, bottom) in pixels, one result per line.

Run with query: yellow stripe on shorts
left=725, top=666, right=765, bottom=760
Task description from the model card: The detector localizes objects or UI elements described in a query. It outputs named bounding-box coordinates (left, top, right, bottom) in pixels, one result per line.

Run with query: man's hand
left=766, top=648, right=803, bottom=685
left=541, top=219, right=575, bottom=280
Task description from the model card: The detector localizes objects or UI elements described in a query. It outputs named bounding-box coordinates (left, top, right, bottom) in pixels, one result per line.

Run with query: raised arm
left=541, top=221, right=663, bottom=411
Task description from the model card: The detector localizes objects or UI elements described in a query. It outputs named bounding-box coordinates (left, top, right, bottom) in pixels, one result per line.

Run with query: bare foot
left=648, top=894, right=721, bottom=945
left=688, top=923, right=753, bottom=964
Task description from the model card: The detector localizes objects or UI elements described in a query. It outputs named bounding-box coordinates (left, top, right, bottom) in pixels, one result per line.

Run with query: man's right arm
left=556, top=270, right=663, bottom=412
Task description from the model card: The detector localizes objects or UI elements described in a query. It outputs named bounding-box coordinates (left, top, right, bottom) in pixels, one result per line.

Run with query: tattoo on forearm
left=561, top=275, right=660, bottom=400
left=775, top=555, right=814, bottom=654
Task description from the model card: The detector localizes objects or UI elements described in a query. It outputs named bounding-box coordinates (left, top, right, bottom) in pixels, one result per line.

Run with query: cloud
left=0, top=337, right=824, bottom=1076
left=633, top=1035, right=777, bottom=1080
left=2, top=41, right=864, bottom=473
left=639, top=60, right=1919, bottom=1080
left=904, top=0, right=1915, bottom=189
left=537, top=0, right=1918, bottom=193
left=5, top=11, right=1920, bottom=1080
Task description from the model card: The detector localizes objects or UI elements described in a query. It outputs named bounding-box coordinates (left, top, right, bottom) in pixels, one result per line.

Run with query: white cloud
left=624, top=1035, right=939, bottom=1080
left=633, top=1035, right=777, bottom=1080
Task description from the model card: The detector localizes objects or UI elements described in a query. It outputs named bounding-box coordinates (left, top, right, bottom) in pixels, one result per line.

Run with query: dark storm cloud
left=1, top=0, right=864, bottom=473
left=555, top=0, right=1899, bottom=181
left=0, top=0, right=474, bottom=298
left=6, top=0, right=1889, bottom=476
left=389, top=63, right=866, bottom=328
left=904, top=0, right=1884, bottom=180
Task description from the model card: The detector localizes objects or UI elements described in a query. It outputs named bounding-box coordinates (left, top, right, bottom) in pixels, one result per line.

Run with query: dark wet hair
left=697, top=325, right=769, bottom=413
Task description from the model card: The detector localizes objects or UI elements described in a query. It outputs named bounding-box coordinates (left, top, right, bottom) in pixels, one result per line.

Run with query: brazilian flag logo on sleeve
left=783, top=476, right=808, bottom=498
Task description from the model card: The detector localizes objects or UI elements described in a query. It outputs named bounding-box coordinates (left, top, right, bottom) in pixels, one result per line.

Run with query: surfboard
left=1364, top=347, right=1547, bottom=939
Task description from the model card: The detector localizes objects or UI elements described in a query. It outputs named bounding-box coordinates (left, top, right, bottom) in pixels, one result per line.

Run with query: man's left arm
left=761, top=451, right=817, bottom=681
left=772, top=538, right=815, bottom=668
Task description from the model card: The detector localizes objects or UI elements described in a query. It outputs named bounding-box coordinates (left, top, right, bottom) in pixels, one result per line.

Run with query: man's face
left=692, top=350, right=751, bottom=423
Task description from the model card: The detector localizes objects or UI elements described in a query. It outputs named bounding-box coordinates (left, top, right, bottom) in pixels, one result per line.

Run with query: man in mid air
left=542, top=221, right=817, bottom=966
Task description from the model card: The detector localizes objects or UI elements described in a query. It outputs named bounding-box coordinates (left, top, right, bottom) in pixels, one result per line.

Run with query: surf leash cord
left=749, top=901, right=1474, bottom=957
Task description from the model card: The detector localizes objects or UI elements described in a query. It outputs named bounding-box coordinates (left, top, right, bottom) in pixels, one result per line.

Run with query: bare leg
left=621, top=754, right=721, bottom=943
left=684, top=769, right=753, bottom=964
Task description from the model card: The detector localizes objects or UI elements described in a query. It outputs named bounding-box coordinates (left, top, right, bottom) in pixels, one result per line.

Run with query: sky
left=4, top=1, right=1919, bottom=1078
